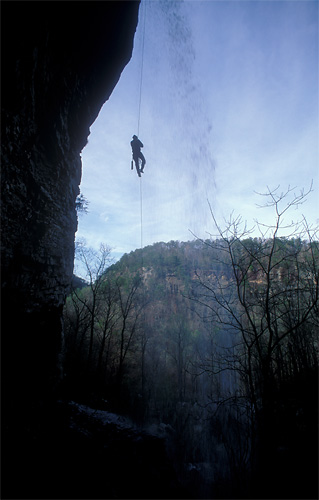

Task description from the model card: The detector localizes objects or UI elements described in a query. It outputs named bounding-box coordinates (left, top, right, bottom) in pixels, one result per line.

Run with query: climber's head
left=132, top=135, right=138, bottom=140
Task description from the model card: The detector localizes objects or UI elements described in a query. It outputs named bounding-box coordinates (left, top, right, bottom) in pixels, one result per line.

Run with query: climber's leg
left=134, top=157, right=141, bottom=177
left=139, top=152, right=146, bottom=173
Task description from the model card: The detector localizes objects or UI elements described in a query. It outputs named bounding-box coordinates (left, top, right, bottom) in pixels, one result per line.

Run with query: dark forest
left=63, top=226, right=318, bottom=499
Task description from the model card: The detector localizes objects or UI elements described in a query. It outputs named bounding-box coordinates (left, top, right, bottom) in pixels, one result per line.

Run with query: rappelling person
left=131, top=134, right=146, bottom=177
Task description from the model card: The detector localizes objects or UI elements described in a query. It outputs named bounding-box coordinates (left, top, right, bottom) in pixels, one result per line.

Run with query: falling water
left=78, top=0, right=318, bottom=259
left=138, top=0, right=216, bottom=245
left=78, top=0, right=217, bottom=258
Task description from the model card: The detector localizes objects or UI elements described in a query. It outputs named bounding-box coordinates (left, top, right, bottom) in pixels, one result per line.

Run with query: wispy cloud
left=77, top=0, right=318, bottom=259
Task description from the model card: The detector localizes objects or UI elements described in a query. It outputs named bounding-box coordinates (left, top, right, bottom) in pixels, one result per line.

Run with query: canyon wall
left=1, top=1, right=140, bottom=406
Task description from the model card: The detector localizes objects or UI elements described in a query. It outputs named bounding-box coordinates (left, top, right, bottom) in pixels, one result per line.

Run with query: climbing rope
left=137, top=0, right=147, bottom=255
left=137, top=0, right=147, bottom=138
left=140, top=176, right=143, bottom=251
left=137, top=3, right=147, bottom=376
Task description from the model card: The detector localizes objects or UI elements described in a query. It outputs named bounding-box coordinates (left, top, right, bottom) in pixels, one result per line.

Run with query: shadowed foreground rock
left=3, top=400, right=187, bottom=499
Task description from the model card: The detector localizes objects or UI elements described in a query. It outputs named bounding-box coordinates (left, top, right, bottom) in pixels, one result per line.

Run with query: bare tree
left=95, top=278, right=121, bottom=377
left=64, top=241, right=145, bottom=406
left=114, top=273, right=144, bottom=388
left=72, top=240, right=113, bottom=367
left=190, top=185, right=318, bottom=495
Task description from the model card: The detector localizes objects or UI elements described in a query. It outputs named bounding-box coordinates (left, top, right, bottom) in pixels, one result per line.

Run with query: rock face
left=1, top=2, right=140, bottom=404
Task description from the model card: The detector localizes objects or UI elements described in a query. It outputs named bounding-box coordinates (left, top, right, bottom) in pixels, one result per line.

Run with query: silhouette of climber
left=131, top=135, right=146, bottom=177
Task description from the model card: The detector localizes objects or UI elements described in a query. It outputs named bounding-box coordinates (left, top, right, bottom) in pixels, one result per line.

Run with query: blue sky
left=75, top=0, right=318, bottom=268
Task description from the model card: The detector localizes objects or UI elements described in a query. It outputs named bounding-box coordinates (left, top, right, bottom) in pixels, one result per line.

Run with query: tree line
left=64, top=186, right=318, bottom=499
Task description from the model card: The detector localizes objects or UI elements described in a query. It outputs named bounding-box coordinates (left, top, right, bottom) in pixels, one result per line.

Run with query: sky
left=75, top=0, right=318, bottom=268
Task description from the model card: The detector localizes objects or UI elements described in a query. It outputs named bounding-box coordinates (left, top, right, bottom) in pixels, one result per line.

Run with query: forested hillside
left=64, top=236, right=318, bottom=499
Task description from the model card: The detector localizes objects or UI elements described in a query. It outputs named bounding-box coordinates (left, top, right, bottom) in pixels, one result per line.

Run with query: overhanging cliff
left=1, top=0, right=140, bottom=404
